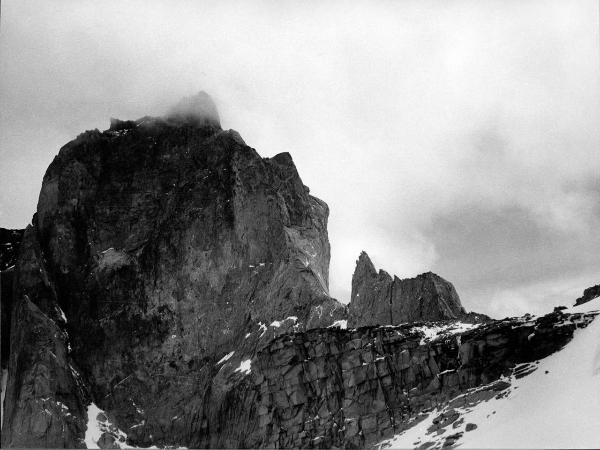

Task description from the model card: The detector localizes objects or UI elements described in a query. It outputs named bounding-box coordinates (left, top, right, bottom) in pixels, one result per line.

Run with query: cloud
left=0, top=0, right=598, bottom=317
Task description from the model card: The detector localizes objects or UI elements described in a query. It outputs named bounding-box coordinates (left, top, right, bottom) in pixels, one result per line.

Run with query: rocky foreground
left=0, top=93, right=597, bottom=449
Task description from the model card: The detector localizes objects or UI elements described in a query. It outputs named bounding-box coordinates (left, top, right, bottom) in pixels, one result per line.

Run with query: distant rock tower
left=348, top=251, right=471, bottom=327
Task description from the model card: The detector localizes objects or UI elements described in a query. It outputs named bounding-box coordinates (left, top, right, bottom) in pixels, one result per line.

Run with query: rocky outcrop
left=199, top=309, right=596, bottom=448
left=1, top=228, right=24, bottom=368
left=2, top=93, right=344, bottom=447
left=2, top=295, right=89, bottom=447
left=348, top=252, right=482, bottom=328
left=574, top=284, right=600, bottom=306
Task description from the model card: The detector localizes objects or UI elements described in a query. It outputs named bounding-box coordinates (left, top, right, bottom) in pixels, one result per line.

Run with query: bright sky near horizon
left=1, top=0, right=599, bottom=318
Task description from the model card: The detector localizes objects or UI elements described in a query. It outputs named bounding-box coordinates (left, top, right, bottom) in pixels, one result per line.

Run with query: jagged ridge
left=348, top=251, right=487, bottom=327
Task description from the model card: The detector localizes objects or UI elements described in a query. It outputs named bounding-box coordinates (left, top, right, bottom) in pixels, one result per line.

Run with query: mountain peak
left=349, top=252, right=473, bottom=326
left=165, top=91, right=221, bottom=128
left=355, top=251, right=376, bottom=276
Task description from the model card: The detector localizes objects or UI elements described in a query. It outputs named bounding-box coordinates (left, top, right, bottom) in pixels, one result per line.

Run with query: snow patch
left=85, top=403, right=128, bottom=449
left=85, top=403, right=108, bottom=448
left=412, top=321, right=479, bottom=345
left=258, top=322, right=267, bottom=338
left=234, top=359, right=252, bottom=375
left=270, top=316, right=298, bottom=328
left=130, top=420, right=145, bottom=429
left=217, top=351, right=235, bottom=365
left=329, top=320, right=348, bottom=329
left=57, top=306, right=67, bottom=323
left=380, top=313, right=600, bottom=449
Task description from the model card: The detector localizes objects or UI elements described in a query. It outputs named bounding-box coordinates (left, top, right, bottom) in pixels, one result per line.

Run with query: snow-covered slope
left=379, top=297, right=600, bottom=449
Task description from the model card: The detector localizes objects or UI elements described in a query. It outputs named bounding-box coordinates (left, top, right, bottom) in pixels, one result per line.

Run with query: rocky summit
left=1, top=92, right=344, bottom=448
left=0, top=93, right=597, bottom=449
left=348, top=252, right=486, bottom=327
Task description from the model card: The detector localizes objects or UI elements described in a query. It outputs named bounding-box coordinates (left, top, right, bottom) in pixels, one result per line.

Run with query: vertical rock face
left=202, top=309, right=596, bottom=448
left=2, top=93, right=345, bottom=447
left=1, top=228, right=24, bottom=369
left=348, top=252, right=471, bottom=327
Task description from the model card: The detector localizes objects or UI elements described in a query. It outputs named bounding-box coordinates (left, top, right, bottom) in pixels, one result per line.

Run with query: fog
left=1, top=0, right=599, bottom=317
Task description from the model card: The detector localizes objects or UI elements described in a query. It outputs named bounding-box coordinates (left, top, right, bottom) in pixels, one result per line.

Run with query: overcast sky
left=1, top=0, right=599, bottom=318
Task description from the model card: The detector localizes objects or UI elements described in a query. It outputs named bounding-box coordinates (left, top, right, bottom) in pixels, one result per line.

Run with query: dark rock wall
left=348, top=252, right=469, bottom=327
left=215, top=310, right=594, bottom=449
left=2, top=296, right=89, bottom=447
left=575, top=284, right=600, bottom=306
left=1, top=228, right=24, bottom=368
left=2, top=96, right=344, bottom=447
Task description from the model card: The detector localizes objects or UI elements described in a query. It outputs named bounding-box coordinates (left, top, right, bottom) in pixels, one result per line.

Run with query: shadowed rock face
left=2, top=93, right=345, bottom=447
left=0, top=228, right=24, bottom=368
left=348, top=252, right=475, bottom=328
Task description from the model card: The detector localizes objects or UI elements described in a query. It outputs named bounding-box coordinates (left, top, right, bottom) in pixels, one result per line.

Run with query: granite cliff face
left=348, top=252, right=483, bottom=328
left=1, top=228, right=24, bottom=369
left=1, top=93, right=344, bottom=447
left=234, top=309, right=596, bottom=448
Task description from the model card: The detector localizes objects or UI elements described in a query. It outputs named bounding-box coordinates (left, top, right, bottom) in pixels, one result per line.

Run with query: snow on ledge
left=270, top=316, right=299, bottom=328
left=258, top=322, right=267, bottom=337
left=234, top=359, right=252, bottom=375
left=328, top=320, right=348, bottom=329
left=378, top=309, right=600, bottom=449
left=412, top=322, right=480, bottom=345
left=217, top=351, right=235, bottom=365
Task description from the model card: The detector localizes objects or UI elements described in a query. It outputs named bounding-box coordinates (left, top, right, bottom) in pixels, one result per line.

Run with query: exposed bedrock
left=1, top=92, right=344, bottom=447
left=204, top=309, right=595, bottom=448
left=1, top=228, right=25, bottom=369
